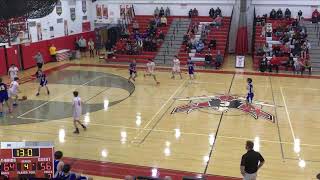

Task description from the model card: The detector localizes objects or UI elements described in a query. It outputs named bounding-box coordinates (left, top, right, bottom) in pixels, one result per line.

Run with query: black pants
left=37, top=63, right=43, bottom=69
left=89, top=49, right=94, bottom=57
left=51, top=55, right=57, bottom=62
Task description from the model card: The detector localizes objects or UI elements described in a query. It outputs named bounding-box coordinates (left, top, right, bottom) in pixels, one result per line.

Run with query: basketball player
left=0, top=78, right=12, bottom=116
left=246, top=78, right=254, bottom=104
left=8, top=77, right=20, bottom=106
left=128, top=60, right=137, bottom=82
left=72, top=91, right=87, bottom=134
left=8, top=64, right=19, bottom=81
left=144, top=59, right=160, bottom=84
left=54, top=151, right=64, bottom=178
left=55, top=164, right=92, bottom=180
left=187, top=58, right=195, bottom=80
left=36, top=70, right=50, bottom=96
left=171, top=56, right=182, bottom=79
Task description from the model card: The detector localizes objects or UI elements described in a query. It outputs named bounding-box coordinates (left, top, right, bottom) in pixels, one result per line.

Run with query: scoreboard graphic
left=0, top=142, right=54, bottom=179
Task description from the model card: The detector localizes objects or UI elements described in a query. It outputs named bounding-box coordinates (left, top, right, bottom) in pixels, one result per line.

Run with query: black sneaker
left=47, top=91, right=50, bottom=95
left=36, top=93, right=40, bottom=96
left=81, top=124, right=87, bottom=130
left=73, top=128, right=79, bottom=134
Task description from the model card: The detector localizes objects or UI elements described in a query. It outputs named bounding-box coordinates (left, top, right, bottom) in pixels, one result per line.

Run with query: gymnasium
left=0, top=0, right=319, bottom=179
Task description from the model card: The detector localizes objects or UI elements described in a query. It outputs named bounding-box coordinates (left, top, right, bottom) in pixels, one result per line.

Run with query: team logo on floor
left=171, top=95, right=275, bottom=122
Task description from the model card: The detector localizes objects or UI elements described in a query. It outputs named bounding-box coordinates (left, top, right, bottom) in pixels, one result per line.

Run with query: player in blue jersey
left=36, top=70, right=50, bottom=96
left=54, top=164, right=92, bottom=180
left=187, top=58, right=195, bottom=80
left=128, top=60, right=137, bottom=82
left=54, top=151, right=64, bottom=178
left=246, top=78, right=254, bottom=104
left=0, top=78, right=12, bottom=116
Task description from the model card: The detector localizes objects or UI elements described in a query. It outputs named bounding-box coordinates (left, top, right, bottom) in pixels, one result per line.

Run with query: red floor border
left=63, top=157, right=241, bottom=180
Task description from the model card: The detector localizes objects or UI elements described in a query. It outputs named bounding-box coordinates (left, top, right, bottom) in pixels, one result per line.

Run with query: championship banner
left=235, top=56, right=245, bottom=68
left=64, top=20, right=68, bottom=36
left=102, top=5, right=108, bottom=19
left=70, top=8, right=76, bottom=21
left=96, top=4, right=102, bottom=19
left=56, top=0, right=62, bottom=16
left=82, top=0, right=87, bottom=13
left=49, top=26, right=54, bottom=38
left=120, top=5, right=125, bottom=19
left=36, top=23, right=42, bottom=41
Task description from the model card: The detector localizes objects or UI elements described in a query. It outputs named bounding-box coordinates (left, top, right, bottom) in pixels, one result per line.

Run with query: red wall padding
left=0, top=48, right=7, bottom=75
left=7, top=45, right=20, bottom=68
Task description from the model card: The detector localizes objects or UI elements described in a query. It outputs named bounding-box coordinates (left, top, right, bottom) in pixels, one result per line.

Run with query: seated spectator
left=270, top=9, right=277, bottom=19
left=265, top=24, right=272, bottom=37
left=55, top=164, right=92, bottom=180
left=298, top=10, right=303, bottom=21
left=259, top=55, right=268, bottom=72
left=183, top=33, right=189, bottom=44
left=209, top=8, right=215, bottom=18
left=165, top=7, right=170, bottom=17
left=301, top=58, right=311, bottom=75
left=215, top=7, right=222, bottom=17
left=211, top=15, right=223, bottom=29
left=312, top=9, right=320, bottom=23
left=158, top=30, right=165, bottom=40
left=293, top=57, right=301, bottom=74
left=285, top=8, right=291, bottom=19
left=154, top=7, right=160, bottom=17
left=132, top=21, right=139, bottom=31
left=205, top=51, right=213, bottom=67
left=159, top=7, right=165, bottom=17
left=54, top=151, right=64, bottom=178
left=193, top=8, right=199, bottom=17
left=208, top=39, right=217, bottom=49
left=188, top=9, right=193, bottom=18
left=256, top=15, right=264, bottom=26
left=215, top=50, right=223, bottom=69
left=276, top=8, right=283, bottom=19
left=195, top=40, right=205, bottom=53
left=160, top=16, right=167, bottom=26
left=154, top=16, right=160, bottom=27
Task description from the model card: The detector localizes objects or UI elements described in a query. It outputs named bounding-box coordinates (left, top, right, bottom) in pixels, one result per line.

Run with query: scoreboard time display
left=0, top=142, right=54, bottom=179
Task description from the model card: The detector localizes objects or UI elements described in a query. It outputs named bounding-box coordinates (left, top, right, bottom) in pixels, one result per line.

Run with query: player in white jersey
left=171, top=56, right=182, bottom=79
left=8, top=77, right=20, bottom=106
left=8, top=64, right=19, bottom=81
left=72, top=91, right=87, bottom=134
left=144, top=59, right=160, bottom=84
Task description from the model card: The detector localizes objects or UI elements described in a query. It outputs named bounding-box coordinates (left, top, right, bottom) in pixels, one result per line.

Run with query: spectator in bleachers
left=270, top=9, right=277, bottom=19
left=183, top=33, right=189, bottom=44
left=195, top=40, right=205, bottom=53
left=49, top=44, right=57, bottom=62
left=165, top=7, right=170, bottom=17
left=259, top=55, right=268, bottom=72
left=54, top=151, right=64, bottom=178
left=188, top=9, right=193, bottom=18
left=215, top=7, right=222, bottom=17
left=293, top=56, right=301, bottom=74
left=298, top=10, right=303, bottom=21
left=256, top=15, right=265, bottom=26
left=159, top=7, right=165, bottom=17
left=212, top=15, right=223, bottom=29
left=160, top=16, right=168, bottom=26
left=276, top=8, right=283, bottom=19
left=208, top=39, right=217, bottom=49
left=215, top=50, right=223, bottom=69
left=78, top=36, right=87, bottom=57
left=205, top=51, right=213, bottom=68
left=209, top=8, right=215, bottom=18
left=132, top=21, right=139, bottom=31
left=154, top=7, right=160, bottom=17
left=312, top=9, right=320, bottom=24
left=301, top=58, right=312, bottom=75
left=125, top=175, right=134, bottom=180
left=192, top=8, right=199, bottom=17
left=285, top=8, right=291, bottom=19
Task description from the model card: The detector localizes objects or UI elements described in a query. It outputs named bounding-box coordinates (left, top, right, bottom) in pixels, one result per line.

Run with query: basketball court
left=0, top=57, right=319, bottom=180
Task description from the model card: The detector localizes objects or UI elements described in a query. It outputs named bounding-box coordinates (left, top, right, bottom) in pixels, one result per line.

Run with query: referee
left=240, top=140, right=265, bottom=180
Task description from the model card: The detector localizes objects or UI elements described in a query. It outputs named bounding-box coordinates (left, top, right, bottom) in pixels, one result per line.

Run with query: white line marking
left=280, top=87, right=296, bottom=140
left=132, top=80, right=187, bottom=141
left=17, top=75, right=106, bottom=118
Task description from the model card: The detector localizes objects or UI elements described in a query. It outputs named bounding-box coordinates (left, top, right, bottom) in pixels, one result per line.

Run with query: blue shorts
left=129, top=70, right=136, bottom=75
left=188, top=68, right=194, bottom=75
left=0, top=93, right=9, bottom=103
left=246, top=93, right=254, bottom=103
left=40, top=80, right=48, bottom=87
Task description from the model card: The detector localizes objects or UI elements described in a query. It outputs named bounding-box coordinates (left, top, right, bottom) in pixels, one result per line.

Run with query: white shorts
left=8, top=89, right=17, bottom=98
left=10, top=76, right=17, bottom=81
left=172, top=66, right=180, bottom=73
left=73, top=110, right=81, bottom=120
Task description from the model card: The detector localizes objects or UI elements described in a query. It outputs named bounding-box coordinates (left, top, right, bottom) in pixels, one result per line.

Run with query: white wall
left=252, top=0, right=319, bottom=18
left=28, top=0, right=94, bottom=43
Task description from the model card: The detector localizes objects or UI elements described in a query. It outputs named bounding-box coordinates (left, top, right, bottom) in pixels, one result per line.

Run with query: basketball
left=22, top=96, right=27, bottom=100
